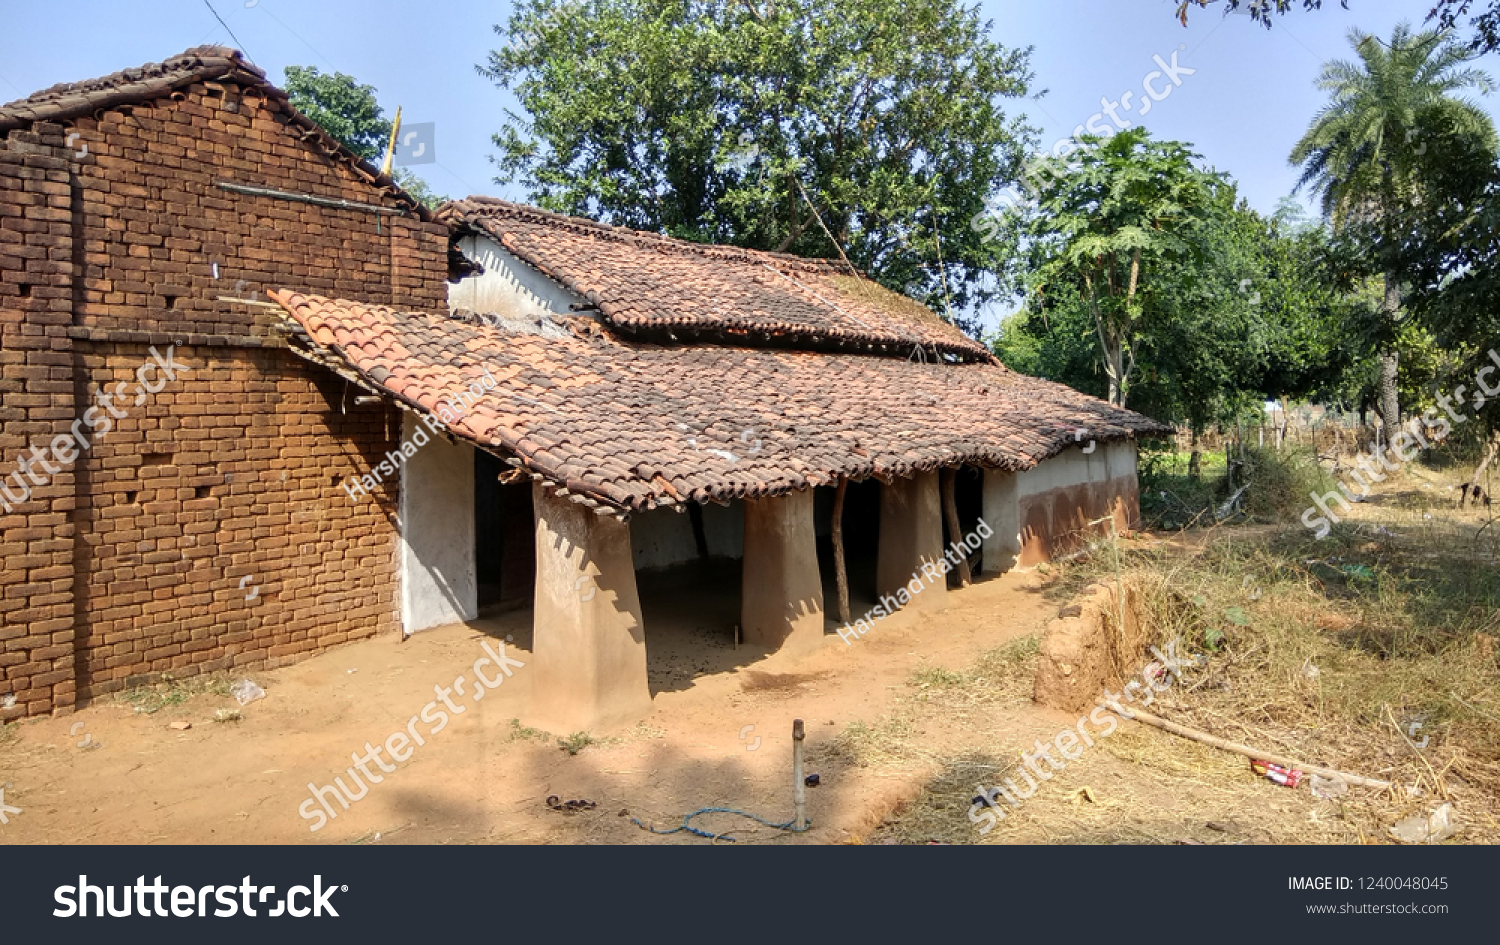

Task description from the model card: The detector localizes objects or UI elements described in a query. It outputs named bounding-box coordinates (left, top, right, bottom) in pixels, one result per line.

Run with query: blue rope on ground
left=632, top=807, right=810, bottom=842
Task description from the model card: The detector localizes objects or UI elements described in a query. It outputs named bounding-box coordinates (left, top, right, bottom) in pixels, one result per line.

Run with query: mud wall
left=1016, top=440, right=1140, bottom=567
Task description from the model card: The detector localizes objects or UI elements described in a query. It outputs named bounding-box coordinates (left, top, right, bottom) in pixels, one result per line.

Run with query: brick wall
left=0, top=77, right=448, bottom=717
left=0, top=130, right=77, bottom=718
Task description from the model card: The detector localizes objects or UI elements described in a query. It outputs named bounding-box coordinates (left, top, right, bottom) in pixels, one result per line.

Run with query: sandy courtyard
left=0, top=569, right=1062, bottom=845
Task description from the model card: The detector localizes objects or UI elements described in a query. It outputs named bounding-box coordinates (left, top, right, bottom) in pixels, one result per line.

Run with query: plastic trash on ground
left=1389, top=803, right=1459, bottom=844
left=230, top=679, right=265, bottom=705
left=1251, top=759, right=1303, bottom=788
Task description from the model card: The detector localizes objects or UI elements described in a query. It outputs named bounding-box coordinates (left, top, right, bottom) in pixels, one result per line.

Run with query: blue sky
left=3, top=0, right=1493, bottom=217
left=1, top=0, right=1495, bottom=321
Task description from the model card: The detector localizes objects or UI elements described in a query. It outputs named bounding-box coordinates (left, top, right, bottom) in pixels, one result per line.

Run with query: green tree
left=1175, top=1, right=1500, bottom=54
left=1289, top=23, right=1495, bottom=435
left=1000, top=174, right=1356, bottom=473
left=1023, top=128, right=1218, bottom=407
left=478, top=0, right=1038, bottom=333
left=1251, top=210, right=1350, bottom=405
left=282, top=66, right=446, bottom=210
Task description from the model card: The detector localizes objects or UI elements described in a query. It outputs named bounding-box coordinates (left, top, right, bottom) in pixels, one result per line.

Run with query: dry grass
left=855, top=454, right=1500, bottom=844
left=826, top=274, right=955, bottom=331
left=114, top=673, right=236, bottom=715
left=823, top=635, right=1041, bottom=773
left=1059, top=511, right=1500, bottom=842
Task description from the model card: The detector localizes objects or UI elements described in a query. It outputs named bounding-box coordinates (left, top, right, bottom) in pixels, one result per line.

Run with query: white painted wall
left=983, top=439, right=1139, bottom=573
left=980, top=469, right=1019, bottom=574
left=1016, top=439, right=1136, bottom=500
left=630, top=499, right=745, bottom=571
left=400, top=412, right=478, bottom=633
left=448, top=234, right=583, bottom=328
left=1106, top=439, right=1137, bottom=481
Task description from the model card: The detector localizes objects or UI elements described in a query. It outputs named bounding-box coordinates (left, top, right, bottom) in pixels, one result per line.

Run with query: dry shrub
left=1241, top=446, right=1337, bottom=522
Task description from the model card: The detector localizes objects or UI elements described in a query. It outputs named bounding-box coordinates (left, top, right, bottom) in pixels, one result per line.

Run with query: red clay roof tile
left=439, top=197, right=992, bottom=362
left=271, top=290, right=1170, bottom=512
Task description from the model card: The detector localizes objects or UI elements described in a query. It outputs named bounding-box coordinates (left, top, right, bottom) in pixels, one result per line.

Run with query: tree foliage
left=284, top=66, right=390, bottom=162
left=1175, top=1, right=1500, bottom=54
left=282, top=66, right=446, bottom=210
left=478, top=0, right=1039, bottom=333
left=1001, top=172, right=1355, bottom=435
left=1022, top=129, right=1218, bottom=407
left=1289, top=22, right=1496, bottom=430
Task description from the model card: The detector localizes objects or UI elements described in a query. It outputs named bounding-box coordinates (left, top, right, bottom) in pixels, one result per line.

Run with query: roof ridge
left=0, top=46, right=432, bottom=221
left=1, top=46, right=257, bottom=115
left=441, top=196, right=859, bottom=276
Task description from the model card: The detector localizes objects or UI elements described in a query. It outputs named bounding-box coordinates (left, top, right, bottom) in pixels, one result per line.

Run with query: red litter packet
left=1251, top=759, right=1304, bottom=788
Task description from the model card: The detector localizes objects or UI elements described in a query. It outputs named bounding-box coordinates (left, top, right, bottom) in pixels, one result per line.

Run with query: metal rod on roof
left=380, top=106, right=402, bottom=178
left=217, top=181, right=411, bottom=217
left=790, top=175, right=855, bottom=274
left=760, top=264, right=875, bottom=333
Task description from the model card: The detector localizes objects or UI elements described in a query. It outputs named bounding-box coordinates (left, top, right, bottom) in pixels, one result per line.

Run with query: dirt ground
left=0, top=565, right=1064, bottom=845
left=3, top=478, right=1489, bottom=845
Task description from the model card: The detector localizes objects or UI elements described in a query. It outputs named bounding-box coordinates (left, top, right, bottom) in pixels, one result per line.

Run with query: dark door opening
left=816, top=478, right=881, bottom=611
left=943, top=465, right=986, bottom=580
left=475, top=450, right=535, bottom=614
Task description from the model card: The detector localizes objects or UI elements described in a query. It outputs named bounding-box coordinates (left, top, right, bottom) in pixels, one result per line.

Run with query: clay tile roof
left=438, top=196, right=992, bottom=362
left=0, top=46, right=257, bottom=130
left=270, top=290, right=1171, bottom=513
left=0, top=46, right=431, bottom=220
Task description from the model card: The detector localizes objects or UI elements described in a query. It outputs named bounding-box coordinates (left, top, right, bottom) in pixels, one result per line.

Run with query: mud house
left=1, top=48, right=1168, bottom=731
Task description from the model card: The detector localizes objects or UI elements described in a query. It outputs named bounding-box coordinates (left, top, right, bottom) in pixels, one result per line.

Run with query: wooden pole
left=1111, top=703, right=1391, bottom=790
left=831, top=477, right=850, bottom=623
left=379, top=105, right=402, bottom=177
left=792, top=718, right=807, bottom=831
left=940, top=468, right=971, bottom=586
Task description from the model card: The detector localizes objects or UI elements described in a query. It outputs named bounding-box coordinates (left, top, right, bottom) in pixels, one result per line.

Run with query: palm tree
left=1290, top=22, right=1495, bottom=435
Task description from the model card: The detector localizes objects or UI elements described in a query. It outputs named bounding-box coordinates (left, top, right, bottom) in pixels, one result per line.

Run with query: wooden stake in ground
left=831, top=477, right=850, bottom=624
left=792, top=719, right=807, bottom=831
left=940, top=468, right=972, bottom=587
left=1111, top=703, right=1391, bottom=790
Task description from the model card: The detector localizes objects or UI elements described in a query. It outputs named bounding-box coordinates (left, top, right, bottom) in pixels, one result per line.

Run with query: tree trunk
left=1104, top=339, right=1127, bottom=408
left=1462, top=435, right=1499, bottom=510
left=1378, top=348, right=1400, bottom=437
left=1377, top=271, right=1402, bottom=434
left=1188, top=427, right=1201, bottom=479
left=939, top=469, right=971, bottom=587
left=831, top=477, right=850, bottom=622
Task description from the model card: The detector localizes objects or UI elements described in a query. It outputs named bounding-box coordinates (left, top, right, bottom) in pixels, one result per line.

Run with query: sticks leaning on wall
left=940, top=468, right=972, bottom=587
left=831, top=477, right=851, bottom=623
